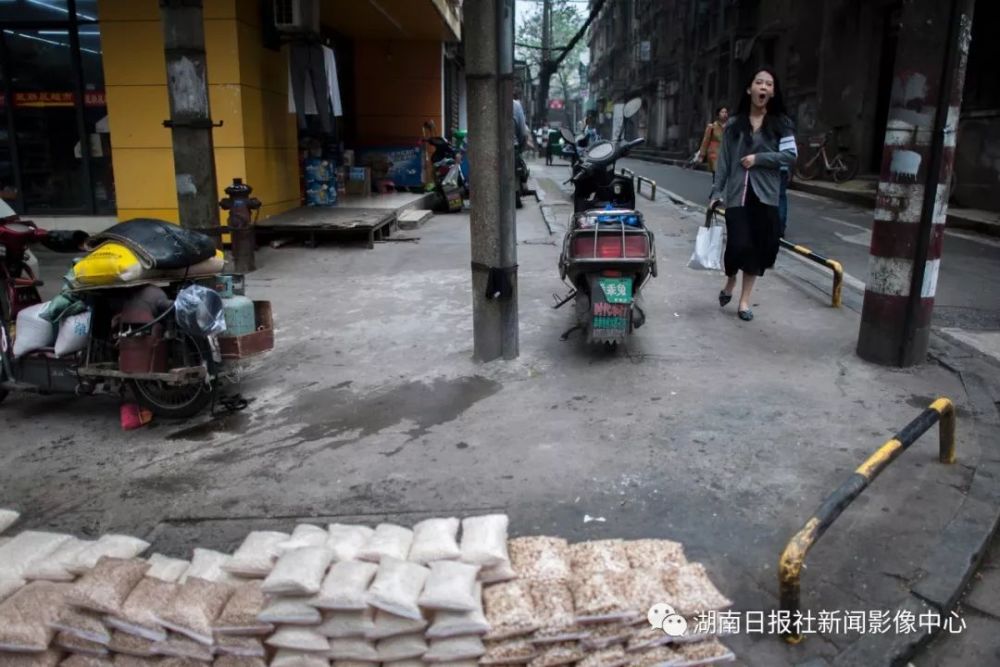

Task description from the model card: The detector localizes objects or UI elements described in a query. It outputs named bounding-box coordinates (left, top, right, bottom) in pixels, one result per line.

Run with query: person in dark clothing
left=709, top=67, right=797, bottom=322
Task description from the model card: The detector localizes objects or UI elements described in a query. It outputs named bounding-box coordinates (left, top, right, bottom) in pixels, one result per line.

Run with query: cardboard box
left=345, top=166, right=371, bottom=196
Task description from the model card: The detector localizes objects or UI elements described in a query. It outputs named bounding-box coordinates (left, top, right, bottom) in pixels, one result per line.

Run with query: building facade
left=587, top=0, right=999, bottom=212
left=0, top=0, right=463, bottom=222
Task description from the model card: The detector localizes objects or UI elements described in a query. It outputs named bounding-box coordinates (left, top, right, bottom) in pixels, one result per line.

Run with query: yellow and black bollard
left=778, top=398, right=956, bottom=643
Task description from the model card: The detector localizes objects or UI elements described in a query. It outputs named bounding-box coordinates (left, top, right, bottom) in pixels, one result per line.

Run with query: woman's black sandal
left=738, top=308, right=754, bottom=322
left=718, top=291, right=732, bottom=307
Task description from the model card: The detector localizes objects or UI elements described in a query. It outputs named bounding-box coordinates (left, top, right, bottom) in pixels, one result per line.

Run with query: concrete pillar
left=160, top=0, right=220, bottom=235
left=857, top=0, right=976, bottom=366
left=465, top=0, right=519, bottom=361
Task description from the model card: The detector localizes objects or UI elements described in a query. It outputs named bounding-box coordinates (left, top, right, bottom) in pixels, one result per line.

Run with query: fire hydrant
left=220, top=178, right=261, bottom=273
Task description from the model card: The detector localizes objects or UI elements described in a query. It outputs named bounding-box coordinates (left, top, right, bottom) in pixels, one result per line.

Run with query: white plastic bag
left=271, top=648, right=332, bottom=667
left=54, top=310, right=91, bottom=357
left=358, top=524, right=413, bottom=563
left=0, top=531, right=73, bottom=580
left=312, top=560, right=378, bottom=610
left=418, top=561, right=480, bottom=612
left=279, top=525, right=329, bottom=553
left=224, top=531, right=289, bottom=577
left=369, top=609, right=428, bottom=639
left=67, top=534, right=150, bottom=576
left=687, top=212, right=725, bottom=271
left=317, top=608, right=376, bottom=638
left=408, top=518, right=460, bottom=564
left=327, top=524, right=375, bottom=562
left=426, top=584, right=489, bottom=638
left=328, top=637, right=379, bottom=661
left=181, top=547, right=233, bottom=583
left=23, top=537, right=91, bottom=581
left=12, top=302, right=55, bottom=358
left=145, top=553, right=189, bottom=583
left=258, top=596, right=322, bottom=625
left=375, top=633, right=428, bottom=662
left=460, top=515, right=509, bottom=568
left=424, top=636, right=486, bottom=663
left=266, top=626, right=330, bottom=652
left=367, top=557, right=429, bottom=620
left=0, top=509, right=19, bottom=534
left=262, top=546, right=334, bottom=596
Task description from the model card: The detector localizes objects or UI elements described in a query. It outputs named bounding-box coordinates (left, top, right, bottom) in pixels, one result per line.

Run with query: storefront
left=0, top=0, right=462, bottom=223
left=0, top=0, right=113, bottom=215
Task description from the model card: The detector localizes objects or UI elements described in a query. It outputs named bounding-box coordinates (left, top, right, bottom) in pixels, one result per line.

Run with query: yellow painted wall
left=99, top=0, right=299, bottom=223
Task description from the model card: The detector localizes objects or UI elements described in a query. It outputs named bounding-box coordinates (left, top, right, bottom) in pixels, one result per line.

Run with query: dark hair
left=728, top=66, right=789, bottom=144
left=715, top=105, right=727, bottom=116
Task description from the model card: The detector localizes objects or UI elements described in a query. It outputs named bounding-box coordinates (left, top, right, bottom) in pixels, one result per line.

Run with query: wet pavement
left=3, top=160, right=999, bottom=666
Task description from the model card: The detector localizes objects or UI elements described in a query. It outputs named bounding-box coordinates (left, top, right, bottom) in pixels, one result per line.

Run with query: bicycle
left=795, top=125, right=860, bottom=183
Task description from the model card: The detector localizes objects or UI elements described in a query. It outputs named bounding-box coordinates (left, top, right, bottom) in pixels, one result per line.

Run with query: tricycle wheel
left=130, top=378, right=215, bottom=419
left=130, top=333, right=215, bottom=419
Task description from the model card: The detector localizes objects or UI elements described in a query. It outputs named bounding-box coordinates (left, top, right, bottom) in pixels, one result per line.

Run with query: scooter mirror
left=559, top=127, right=576, bottom=144
left=623, top=97, right=642, bottom=119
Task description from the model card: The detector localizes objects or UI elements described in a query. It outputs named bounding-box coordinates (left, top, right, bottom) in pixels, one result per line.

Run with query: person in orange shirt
left=695, top=106, right=729, bottom=175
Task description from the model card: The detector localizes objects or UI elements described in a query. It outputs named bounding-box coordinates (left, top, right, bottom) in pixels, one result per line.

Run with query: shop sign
left=0, top=90, right=106, bottom=108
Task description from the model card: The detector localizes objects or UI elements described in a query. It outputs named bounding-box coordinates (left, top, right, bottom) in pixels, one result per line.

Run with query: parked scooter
left=561, top=129, right=591, bottom=170
left=554, top=98, right=657, bottom=350
left=0, top=207, right=272, bottom=418
left=426, top=135, right=467, bottom=213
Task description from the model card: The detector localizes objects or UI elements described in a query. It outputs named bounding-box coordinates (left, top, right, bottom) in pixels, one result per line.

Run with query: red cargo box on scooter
left=218, top=301, right=274, bottom=360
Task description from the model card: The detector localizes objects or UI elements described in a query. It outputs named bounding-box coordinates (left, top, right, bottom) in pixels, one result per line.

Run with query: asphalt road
left=617, top=158, right=1000, bottom=331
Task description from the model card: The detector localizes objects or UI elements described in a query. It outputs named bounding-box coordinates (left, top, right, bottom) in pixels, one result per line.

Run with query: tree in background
left=516, top=0, right=587, bottom=128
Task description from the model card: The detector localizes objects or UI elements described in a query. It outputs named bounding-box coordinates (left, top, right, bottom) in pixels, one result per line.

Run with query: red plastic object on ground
left=120, top=403, right=153, bottom=430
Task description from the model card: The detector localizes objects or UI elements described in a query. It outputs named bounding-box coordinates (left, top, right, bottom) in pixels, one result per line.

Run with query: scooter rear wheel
left=129, top=334, right=215, bottom=419
left=131, top=378, right=214, bottom=419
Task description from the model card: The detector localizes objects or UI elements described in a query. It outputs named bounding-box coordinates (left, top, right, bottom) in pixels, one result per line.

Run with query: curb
left=789, top=180, right=1000, bottom=238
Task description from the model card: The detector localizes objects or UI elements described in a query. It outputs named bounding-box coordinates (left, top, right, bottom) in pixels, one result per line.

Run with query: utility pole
left=536, top=0, right=553, bottom=126
left=466, top=0, right=519, bottom=361
left=160, top=0, right=221, bottom=236
left=857, top=0, right=976, bottom=366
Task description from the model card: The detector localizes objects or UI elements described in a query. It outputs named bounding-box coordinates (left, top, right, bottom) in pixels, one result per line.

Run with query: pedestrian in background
left=709, top=67, right=797, bottom=322
left=695, top=105, right=729, bottom=176
left=547, top=124, right=561, bottom=166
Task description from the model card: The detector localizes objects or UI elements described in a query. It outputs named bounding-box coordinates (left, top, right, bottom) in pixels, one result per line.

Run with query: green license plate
left=598, top=277, right=633, bottom=304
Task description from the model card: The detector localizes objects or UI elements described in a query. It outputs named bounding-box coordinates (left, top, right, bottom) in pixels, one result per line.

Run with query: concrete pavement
left=2, top=159, right=999, bottom=666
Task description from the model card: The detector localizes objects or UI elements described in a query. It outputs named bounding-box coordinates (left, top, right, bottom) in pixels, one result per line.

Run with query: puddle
left=279, top=375, right=503, bottom=445
left=167, top=413, right=252, bottom=441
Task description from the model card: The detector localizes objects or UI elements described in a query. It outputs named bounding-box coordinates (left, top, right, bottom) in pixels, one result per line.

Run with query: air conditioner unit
left=273, top=0, right=320, bottom=33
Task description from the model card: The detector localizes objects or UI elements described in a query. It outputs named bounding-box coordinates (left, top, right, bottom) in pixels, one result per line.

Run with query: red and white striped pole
left=857, top=0, right=976, bottom=367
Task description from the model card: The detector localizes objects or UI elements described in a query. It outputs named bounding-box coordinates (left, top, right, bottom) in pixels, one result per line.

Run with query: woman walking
left=695, top=105, right=728, bottom=175
left=709, top=68, right=797, bottom=321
